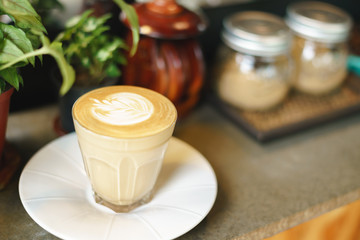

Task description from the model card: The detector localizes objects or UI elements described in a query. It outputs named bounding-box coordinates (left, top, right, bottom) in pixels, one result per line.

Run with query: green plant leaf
left=115, top=54, right=127, bottom=65
left=96, top=38, right=126, bottom=62
left=56, top=10, right=128, bottom=86
left=65, top=9, right=92, bottom=29
left=0, top=33, right=75, bottom=95
left=113, top=0, right=139, bottom=56
left=55, top=9, right=93, bottom=42
left=0, top=38, right=28, bottom=67
left=0, top=67, right=23, bottom=90
left=46, top=40, right=75, bottom=95
left=0, top=0, right=75, bottom=95
left=105, top=63, right=121, bottom=77
left=0, top=23, right=35, bottom=66
left=83, top=14, right=111, bottom=32
left=81, top=56, right=91, bottom=68
left=0, top=0, right=46, bottom=34
left=74, top=26, right=109, bottom=50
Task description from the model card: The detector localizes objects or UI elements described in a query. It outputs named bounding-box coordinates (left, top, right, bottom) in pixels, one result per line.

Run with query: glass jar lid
left=221, top=11, right=291, bottom=56
left=286, top=1, right=352, bottom=43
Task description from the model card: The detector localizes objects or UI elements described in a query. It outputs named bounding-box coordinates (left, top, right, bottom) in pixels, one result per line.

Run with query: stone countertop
left=1, top=103, right=360, bottom=240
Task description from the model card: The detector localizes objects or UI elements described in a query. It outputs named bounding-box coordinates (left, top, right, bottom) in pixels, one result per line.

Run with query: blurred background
left=9, top=0, right=359, bottom=112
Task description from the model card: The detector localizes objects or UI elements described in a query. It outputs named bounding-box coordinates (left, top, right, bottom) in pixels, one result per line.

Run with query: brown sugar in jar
left=215, top=11, right=292, bottom=111
left=286, top=1, right=353, bottom=95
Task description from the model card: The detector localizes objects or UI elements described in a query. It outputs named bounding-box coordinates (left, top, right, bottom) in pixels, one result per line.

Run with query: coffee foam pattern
left=73, top=86, right=177, bottom=138
left=90, top=92, right=154, bottom=126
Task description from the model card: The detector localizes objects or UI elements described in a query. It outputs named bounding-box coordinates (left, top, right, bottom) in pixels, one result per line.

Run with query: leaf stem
left=0, top=47, right=48, bottom=71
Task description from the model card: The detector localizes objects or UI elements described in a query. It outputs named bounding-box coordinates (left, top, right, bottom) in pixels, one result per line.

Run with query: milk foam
left=90, top=92, right=154, bottom=126
left=73, top=85, right=177, bottom=138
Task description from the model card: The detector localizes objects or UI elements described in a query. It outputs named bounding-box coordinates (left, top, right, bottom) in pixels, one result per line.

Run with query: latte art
left=73, top=85, right=177, bottom=138
left=90, top=93, right=154, bottom=126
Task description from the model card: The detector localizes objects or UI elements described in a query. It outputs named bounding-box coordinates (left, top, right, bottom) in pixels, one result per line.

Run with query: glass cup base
left=94, top=191, right=153, bottom=213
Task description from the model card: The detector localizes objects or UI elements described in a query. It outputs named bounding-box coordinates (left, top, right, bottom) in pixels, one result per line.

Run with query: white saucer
left=19, top=133, right=217, bottom=240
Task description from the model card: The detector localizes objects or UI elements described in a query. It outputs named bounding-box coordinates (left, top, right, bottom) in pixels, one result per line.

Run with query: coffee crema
left=73, top=86, right=177, bottom=138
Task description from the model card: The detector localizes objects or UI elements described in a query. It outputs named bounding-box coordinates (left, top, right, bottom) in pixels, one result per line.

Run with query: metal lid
left=286, top=1, right=352, bottom=43
left=221, top=11, right=291, bottom=56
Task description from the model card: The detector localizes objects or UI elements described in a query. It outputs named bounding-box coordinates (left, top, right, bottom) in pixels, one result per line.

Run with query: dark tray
left=210, top=74, right=360, bottom=142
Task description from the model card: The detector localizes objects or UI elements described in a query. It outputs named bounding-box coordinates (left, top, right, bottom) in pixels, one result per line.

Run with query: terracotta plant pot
left=0, top=88, right=14, bottom=168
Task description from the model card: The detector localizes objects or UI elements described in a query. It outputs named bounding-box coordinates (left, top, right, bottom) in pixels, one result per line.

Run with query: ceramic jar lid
left=122, top=0, right=207, bottom=39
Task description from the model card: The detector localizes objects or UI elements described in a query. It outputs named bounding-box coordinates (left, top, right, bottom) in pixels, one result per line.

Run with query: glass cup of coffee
left=72, top=85, right=177, bottom=212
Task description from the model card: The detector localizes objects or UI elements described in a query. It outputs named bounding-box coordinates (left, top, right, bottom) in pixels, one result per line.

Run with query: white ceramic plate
left=19, top=133, right=217, bottom=240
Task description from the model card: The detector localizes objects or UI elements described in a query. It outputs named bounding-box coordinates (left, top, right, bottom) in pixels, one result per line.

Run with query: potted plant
left=0, top=0, right=75, bottom=176
left=53, top=0, right=139, bottom=133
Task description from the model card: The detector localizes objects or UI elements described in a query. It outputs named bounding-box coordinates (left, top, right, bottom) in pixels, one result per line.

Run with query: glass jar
left=286, top=1, right=353, bottom=95
left=215, top=11, right=292, bottom=111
